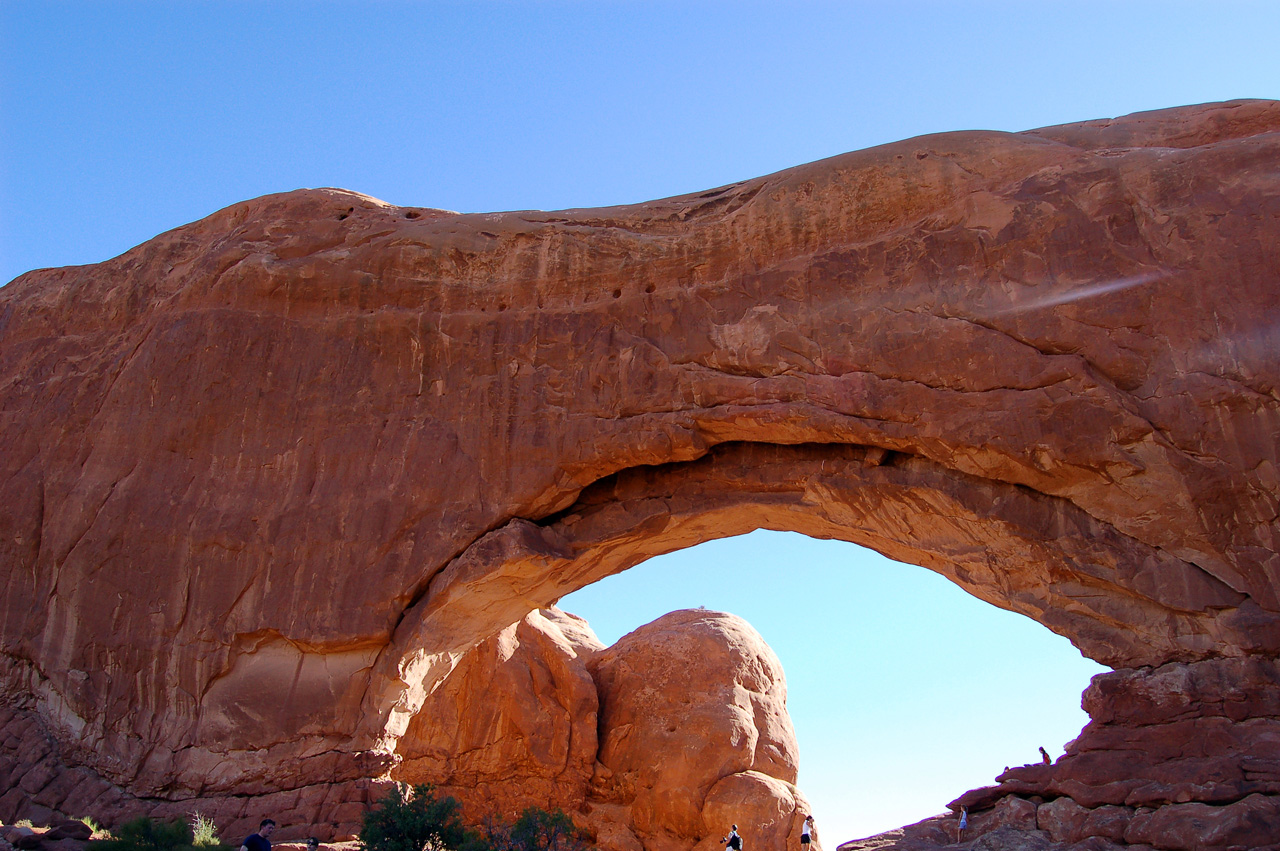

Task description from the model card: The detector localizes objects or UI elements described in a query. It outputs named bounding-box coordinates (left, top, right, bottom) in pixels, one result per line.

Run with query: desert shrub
left=92, top=816, right=193, bottom=851
left=480, top=808, right=591, bottom=851
left=508, top=808, right=590, bottom=851
left=360, top=784, right=481, bottom=851
left=190, top=813, right=221, bottom=848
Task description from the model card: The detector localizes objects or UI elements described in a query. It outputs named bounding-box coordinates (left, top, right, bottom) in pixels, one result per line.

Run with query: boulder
left=43, top=822, right=91, bottom=842
left=589, top=610, right=800, bottom=847
left=1123, top=793, right=1280, bottom=849
left=395, top=607, right=809, bottom=851
left=393, top=607, right=604, bottom=818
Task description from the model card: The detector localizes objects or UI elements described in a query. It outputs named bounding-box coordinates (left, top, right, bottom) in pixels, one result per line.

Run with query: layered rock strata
left=2, top=99, right=1279, bottom=850
left=946, top=657, right=1280, bottom=850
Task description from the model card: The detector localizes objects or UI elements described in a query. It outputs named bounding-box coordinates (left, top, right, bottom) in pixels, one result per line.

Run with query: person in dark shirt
left=240, top=819, right=276, bottom=851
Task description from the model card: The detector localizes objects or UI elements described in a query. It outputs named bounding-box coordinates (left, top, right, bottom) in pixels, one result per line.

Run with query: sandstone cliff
left=2, top=100, right=1279, bottom=850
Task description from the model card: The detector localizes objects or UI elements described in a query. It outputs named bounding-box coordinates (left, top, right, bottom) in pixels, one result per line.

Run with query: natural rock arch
left=1, top=100, right=1278, bottom=847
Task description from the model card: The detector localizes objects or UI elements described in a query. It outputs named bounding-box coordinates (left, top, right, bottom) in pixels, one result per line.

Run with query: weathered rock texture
left=946, top=656, right=1280, bottom=850
left=393, top=608, right=810, bottom=851
left=2, top=99, right=1280, bottom=850
left=394, top=607, right=605, bottom=819
left=586, top=610, right=807, bottom=851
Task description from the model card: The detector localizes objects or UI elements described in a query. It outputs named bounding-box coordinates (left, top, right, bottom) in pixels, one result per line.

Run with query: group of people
left=720, top=813, right=815, bottom=851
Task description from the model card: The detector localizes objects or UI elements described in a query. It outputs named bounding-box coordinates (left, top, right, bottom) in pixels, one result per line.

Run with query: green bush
left=480, top=807, right=592, bottom=851
left=92, top=817, right=193, bottom=851
left=509, top=808, right=590, bottom=851
left=79, top=817, right=109, bottom=840
left=360, top=784, right=481, bottom=851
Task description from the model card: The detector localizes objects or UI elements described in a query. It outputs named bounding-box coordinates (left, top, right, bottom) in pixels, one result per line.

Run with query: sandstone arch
left=1, top=100, right=1279, bottom=848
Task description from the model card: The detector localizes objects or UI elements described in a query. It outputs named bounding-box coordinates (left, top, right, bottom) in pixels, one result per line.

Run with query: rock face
left=0, top=607, right=806, bottom=851
left=395, top=608, right=809, bottom=851
left=944, top=656, right=1280, bottom=850
left=2, top=100, right=1280, bottom=851
left=394, top=607, right=604, bottom=818
left=586, top=610, right=806, bottom=851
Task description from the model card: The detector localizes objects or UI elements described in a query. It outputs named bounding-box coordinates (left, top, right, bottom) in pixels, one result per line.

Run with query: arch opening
left=366, top=438, right=1239, bottom=847
left=371, top=438, right=1246, bottom=739
left=557, top=530, right=1109, bottom=844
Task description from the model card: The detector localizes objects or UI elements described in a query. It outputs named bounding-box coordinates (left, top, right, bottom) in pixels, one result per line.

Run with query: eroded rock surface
left=935, top=657, right=1280, bottom=851
left=393, top=607, right=604, bottom=818
left=2, top=100, right=1280, bottom=851
left=586, top=610, right=808, bottom=851
left=392, top=608, right=810, bottom=851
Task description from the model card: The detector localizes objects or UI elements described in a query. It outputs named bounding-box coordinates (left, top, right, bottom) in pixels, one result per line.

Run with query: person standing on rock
left=240, top=819, right=276, bottom=851
left=1039, top=746, right=1051, bottom=765
left=721, top=824, right=742, bottom=851
left=800, top=815, right=814, bottom=849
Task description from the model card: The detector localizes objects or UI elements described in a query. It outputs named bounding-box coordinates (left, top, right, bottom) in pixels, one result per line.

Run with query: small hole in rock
left=644, top=284, right=656, bottom=294
left=404, top=210, right=422, bottom=220
left=612, top=289, right=622, bottom=299
left=337, top=207, right=354, bottom=221
left=498, top=304, right=508, bottom=312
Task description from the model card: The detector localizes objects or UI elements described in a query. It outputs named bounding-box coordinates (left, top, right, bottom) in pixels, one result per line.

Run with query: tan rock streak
left=2, top=100, right=1280, bottom=848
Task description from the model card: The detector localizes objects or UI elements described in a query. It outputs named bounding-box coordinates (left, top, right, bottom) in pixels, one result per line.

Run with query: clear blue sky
left=3, top=1, right=1277, bottom=844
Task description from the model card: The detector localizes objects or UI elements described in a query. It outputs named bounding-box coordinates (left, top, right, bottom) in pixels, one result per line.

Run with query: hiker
left=240, top=819, right=275, bottom=851
left=721, top=824, right=742, bottom=851
left=800, top=815, right=814, bottom=849
left=305, top=839, right=320, bottom=851
left=1039, top=746, right=1051, bottom=765
left=956, top=808, right=968, bottom=844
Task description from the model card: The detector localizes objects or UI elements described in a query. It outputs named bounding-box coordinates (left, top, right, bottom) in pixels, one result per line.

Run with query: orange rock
left=588, top=610, right=803, bottom=850
left=1, top=101, right=1279, bottom=851
left=393, top=607, right=810, bottom=851
left=393, top=608, right=604, bottom=818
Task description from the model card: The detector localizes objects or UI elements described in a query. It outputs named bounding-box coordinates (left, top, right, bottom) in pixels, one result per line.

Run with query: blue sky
left=4, top=1, right=1277, bottom=843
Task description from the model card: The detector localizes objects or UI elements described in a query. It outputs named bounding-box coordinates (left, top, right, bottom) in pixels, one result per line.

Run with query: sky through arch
left=559, top=530, right=1108, bottom=844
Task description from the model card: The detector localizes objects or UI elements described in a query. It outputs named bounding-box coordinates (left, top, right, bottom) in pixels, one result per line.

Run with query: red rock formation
left=2, top=100, right=1280, bottom=850
left=586, top=610, right=809, bottom=851
left=393, top=608, right=604, bottom=818
left=392, top=608, right=811, bottom=851
left=941, top=656, right=1280, bottom=849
